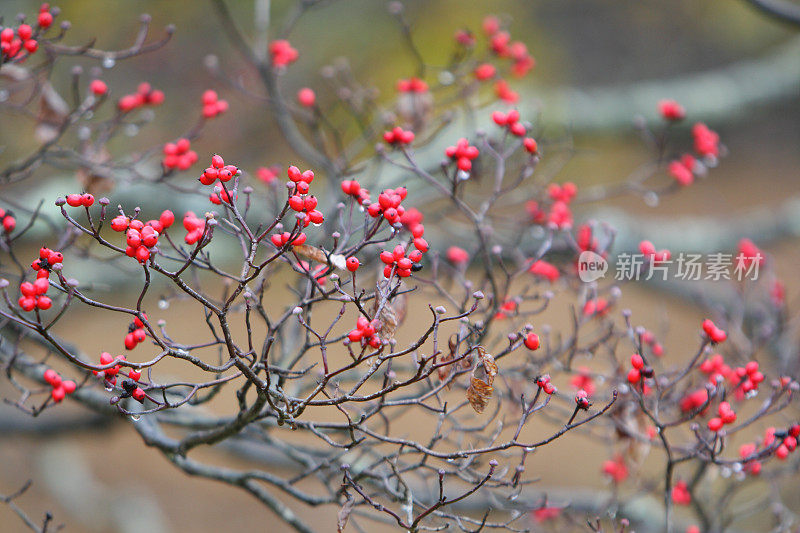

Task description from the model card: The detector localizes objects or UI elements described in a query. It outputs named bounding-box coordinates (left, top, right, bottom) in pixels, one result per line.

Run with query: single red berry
left=61, top=380, right=76, bottom=394
left=90, top=80, right=108, bottom=96
left=129, top=369, right=141, bottom=381
left=66, top=194, right=83, bottom=207
left=18, top=24, right=33, bottom=41
left=297, top=88, right=316, bottom=107
left=345, top=257, right=360, bottom=272
left=43, top=369, right=61, bottom=387
left=132, top=387, right=146, bottom=402
left=524, top=333, right=540, bottom=350
left=51, top=386, right=66, bottom=403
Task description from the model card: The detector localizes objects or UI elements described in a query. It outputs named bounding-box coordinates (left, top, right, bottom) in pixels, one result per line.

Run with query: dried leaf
left=36, top=81, right=69, bottom=143
left=466, top=347, right=497, bottom=413
left=467, top=376, right=494, bottom=413
left=337, top=492, right=355, bottom=533
left=76, top=145, right=115, bottom=195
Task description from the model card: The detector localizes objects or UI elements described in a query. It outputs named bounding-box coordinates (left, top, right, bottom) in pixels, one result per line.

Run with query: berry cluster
left=699, top=353, right=730, bottom=386
left=574, top=389, right=591, bottom=409
left=702, top=318, right=727, bottom=344
left=583, top=297, right=610, bottom=317
left=43, top=369, right=76, bottom=403
left=366, top=187, right=408, bottom=226
left=379, top=244, right=422, bottom=279
left=483, top=16, right=535, bottom=78
left=287, top=165, right=315, bottom=194
left=124, top=315, right=148, bottom=351
left=65, top=192, right=95, bottom=208
left=162, top=138, right=198, bottom=171
left=569, top=367, right=596, bottom=396
left=19, top=275, right=51, bottom=311
left=118, top=82, right=165, bottom=113
left=21, top=247, right=63, bottom=311
left=209, top=186, right=236, bottom=205
left=287, top=175, right=324, bottom=226
left=340, top=179, right=370, bottom=205
left=200, top=154, right=240, bottom=185
left=627, top=353, right=654, bottom=385
left=671, top=481, right=691, bottom=505
left=765, top=425, right=800, bottom=461
left=383, top=126, right=415, bottom=146
left=668, top=154, right=699, bottom=186
left=93, top=351, right=125, bottom=385
left=491, top=109, right=526, bottom=137
left=528, top=260, right=559, bottom=282
left=256, top=165, right=280, bottom=185
left=602, top=455, right=629, bottom=483
left=396, top=77, right=428, bottom=93
left=111, top=210, right=174, bottom=263
left=269, top=39, right=298, bottom=67
left=494, top=299, right=518, bottom=320
left=535, top=374, right=556, bottom=395
left=692, top=122, right=720, bottom=159
left=640, top=329, right=664, bottom=357
left=271, top=231, right=307, bottom=248
left=679, top=388, right=709, bottom=413
left=732, top=360, right=765, bottom=396
left=347, top=316, right=381, bottom=348
left=445, top=138, right=479, bottom=172
left=658, top=99, right=685, bottom=121
left=494, top=79, right=518, bottom=103
left=0, top=207, right=16, bottom=233
left=1, top=21, right=39, bottom=62
left=201, top=90, right=229, bottom=118
left=639, top=240, right=671, bottom=264
left=182, top=211, right=206, bottom=245
left=707, top=401, right=737, bottom=432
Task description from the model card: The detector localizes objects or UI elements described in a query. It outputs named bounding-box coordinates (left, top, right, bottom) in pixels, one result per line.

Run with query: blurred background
left=1, top=0, right=798, bottom=531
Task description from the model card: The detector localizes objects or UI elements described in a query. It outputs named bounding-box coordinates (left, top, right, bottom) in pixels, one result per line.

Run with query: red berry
left=18, top=24, right=32, bottom=41
left=43, top=369, right=61, bottom=387
left=111, top=216, right=130, bottom=232
left=61, top=380, right=76, bottom=394
left=346, top=257, right=360, bottom=272
left=132, top=387, right=146, bottom=402
left=51, top=386, right=66, bottom=403
left=66, top=194, right=83, bottom=207
left=297, top=88, right=316, bottom=107
left=36, top=296, right=52, bottom=310
left=627, top=368, right=641, bottom=384
left=129, top=369, right=141, bottom=381
left=89, top=79, right=108, bottom=96
left=159, top=210, right=175, bottom=228
left=708, top=417, right=724, bottom=432
left=631, top=353, right=644, bottom=370
left=524, top=333, right=540, bottom=350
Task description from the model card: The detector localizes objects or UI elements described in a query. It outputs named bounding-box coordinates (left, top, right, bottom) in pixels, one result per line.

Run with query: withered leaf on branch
left=371, top=290, right=407, bottom=343
left=466, top=346, right=498, bottom=413
left=437, top=334, right=459, bottom=385
left=337, top=492, right=355, bottom=533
